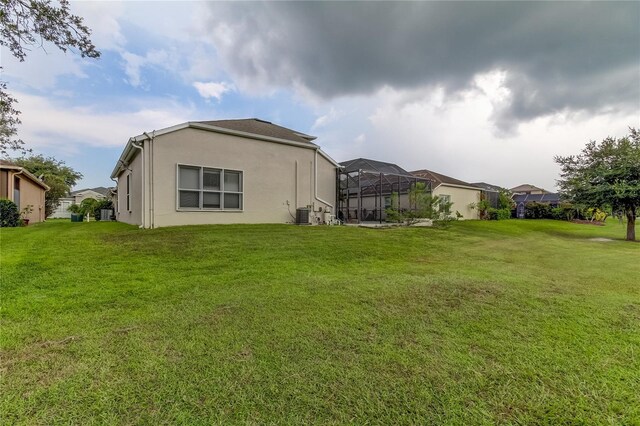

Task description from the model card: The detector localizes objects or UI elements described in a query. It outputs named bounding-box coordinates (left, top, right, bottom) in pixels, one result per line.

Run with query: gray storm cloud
left=204, top=1, right=639, bottom=132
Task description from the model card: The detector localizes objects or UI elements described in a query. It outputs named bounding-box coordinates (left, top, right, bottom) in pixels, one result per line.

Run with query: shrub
left=524, top=202, right=553, bottom=219
left=498, top=190, right=515, bottom=210
left=551, top=202, right=574, bottom=221
left=79, top=198, right=99, bottom=219
left=497, top=208, right=511, bottom=220
left=67, top=203, right=81, bottom=214
left=487, top=208, right=498, bottom=220
left=0, top=199, right=20, bottom=227
left=485, top=207, right=511, bottom=220
left=470, top=198, right=491, bottom=220
left=92, top=199, right=114, bottom=221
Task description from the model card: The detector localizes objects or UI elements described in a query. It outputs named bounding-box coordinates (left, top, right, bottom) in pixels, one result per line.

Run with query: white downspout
left=131, top=140, right=145, bottom=228
left=110, top=176, right=118, bottom=217
left=295, top=160, right=298, bottom=208
left=143, top=131, right=155, bottom=229
left=11, top=170, right=24, bottom=210
left=314, top=149, right=334, bottom=211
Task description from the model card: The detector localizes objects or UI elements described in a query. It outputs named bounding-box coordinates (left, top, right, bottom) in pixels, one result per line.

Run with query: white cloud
left=311, top=71, right=638, bottom=191
left=1, top=2, right=126, bottom=90
left=14, top=92, right=196, bottom=152
left=312, top=107, right=342, bottom=130
left=120, top=49, right=178, bottom=88
left=354, top=134, right=366, bottom=144
left=71, top=1, right=126, bottom=51
left=1, top=46, right=87, bottom=90
left=192, top=81, right=234, bottom=101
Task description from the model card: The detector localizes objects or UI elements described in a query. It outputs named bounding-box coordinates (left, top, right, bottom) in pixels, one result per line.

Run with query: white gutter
left=439, top=182, right=483, bottom=191
left=2, top=166, right=50, bottom=191
left=131, top=139, right=145, bottom=229
left=317, top=148, right=341, bottom=167
left=314, top=150, right=334, bottom=211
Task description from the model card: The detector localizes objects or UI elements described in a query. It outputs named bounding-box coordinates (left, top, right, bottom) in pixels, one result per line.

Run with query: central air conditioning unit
left=295, top=207, right=310, bottom=225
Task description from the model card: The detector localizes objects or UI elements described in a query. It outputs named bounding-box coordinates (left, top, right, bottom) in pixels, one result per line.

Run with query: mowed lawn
left=1, top=219, right=639, bottom=424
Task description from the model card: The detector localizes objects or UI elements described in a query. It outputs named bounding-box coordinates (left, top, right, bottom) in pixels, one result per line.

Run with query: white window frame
left=176, top=163, right=244, bottom=212
left=438, top=194, right=451, bottom=211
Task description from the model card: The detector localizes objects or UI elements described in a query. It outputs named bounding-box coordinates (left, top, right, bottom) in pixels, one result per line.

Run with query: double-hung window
left=177, top=165, right=243, bottom=210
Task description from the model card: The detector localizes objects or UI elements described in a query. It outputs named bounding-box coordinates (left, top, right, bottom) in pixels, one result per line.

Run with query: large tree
left=555, top=128, right=640, bottom=241
left=13, top=154, right=82, bottom=217
left=1, top=0, right=100, bottom=154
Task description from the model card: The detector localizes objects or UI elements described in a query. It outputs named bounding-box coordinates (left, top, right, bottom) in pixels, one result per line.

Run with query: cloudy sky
left=2, top=1, right=639, bottom=191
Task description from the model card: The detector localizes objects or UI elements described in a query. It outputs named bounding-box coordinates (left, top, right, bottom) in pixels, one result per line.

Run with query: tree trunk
left=626, top=207, right=636, bottom=241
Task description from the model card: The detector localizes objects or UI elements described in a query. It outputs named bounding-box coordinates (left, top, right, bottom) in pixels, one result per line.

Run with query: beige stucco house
left=411, top=169, right=482, bottom=219
left=0, top=160, right=49, bottom=223
left=110, top=119, right=339, bottom=228
left=50, top=187, right=111, bottom=218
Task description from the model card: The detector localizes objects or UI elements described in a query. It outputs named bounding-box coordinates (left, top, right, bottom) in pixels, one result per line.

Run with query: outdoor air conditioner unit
left=295, top=207, right=310, bottom=225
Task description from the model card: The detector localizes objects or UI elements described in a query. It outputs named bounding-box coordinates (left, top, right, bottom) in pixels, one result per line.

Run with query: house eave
left=0, top=165, right=50, bottom=190
left=434, top=182, right=483, bottom=191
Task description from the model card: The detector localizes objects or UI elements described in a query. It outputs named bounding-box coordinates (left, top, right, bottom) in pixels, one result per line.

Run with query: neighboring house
left=510, top=184, right=548, bottom=195
left=72, top=187, right=110, bottom=202
left=50, top=187, right=111, bottom=218
left=110, top=118, right=339, bottom=228
left=512, top=193, right=562, bottom=218
left=337, top=158, right=433, bottom=223
left=0, top=160, right=49, bottom=223
left=411, top=169, right=482, bottom=219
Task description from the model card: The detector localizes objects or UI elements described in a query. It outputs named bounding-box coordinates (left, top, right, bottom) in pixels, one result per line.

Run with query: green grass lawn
left=1, top=219, right=639, bottom=424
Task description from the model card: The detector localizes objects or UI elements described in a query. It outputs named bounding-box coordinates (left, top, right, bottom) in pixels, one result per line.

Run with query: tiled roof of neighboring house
left=0, top=160, right=50, bottom=190
left=411, top=169, right=480, bottom=189
left=340, top=158, right=411, bottom=175
left=70, top=186, right=111, bottom=197
left=512, top=193, right=561, bottom=204
left=196, top=118, right=316, bottom=145
left=510, top=184, right=547, bottom=193
left=471, top=182, right=504, bottom=192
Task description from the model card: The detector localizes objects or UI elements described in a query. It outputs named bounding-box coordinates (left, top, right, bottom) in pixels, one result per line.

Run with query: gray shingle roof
left=70, top=187, right=110, bottom=196
left=196, top=118, right=316, bottom=145
left=340, top=158, right=411, bottom=175
left=512, top=193, right=561, bottom=204
left=411, top=169, right=478, bottom=188
left=471, top=182, right=504, bottom=192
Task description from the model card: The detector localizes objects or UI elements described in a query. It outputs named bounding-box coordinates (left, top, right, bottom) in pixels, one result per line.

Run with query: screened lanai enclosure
left=337, top=158, right=433, bottom=224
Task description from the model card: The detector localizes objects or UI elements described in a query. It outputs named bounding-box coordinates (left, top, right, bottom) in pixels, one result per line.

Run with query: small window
left=13, top=176, right=20, bottom=208
left=438, top=194, right=451, bottom=212
left=126, top=174, right=131, bottom=211
left=177, top=165, right=243, bottom=211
